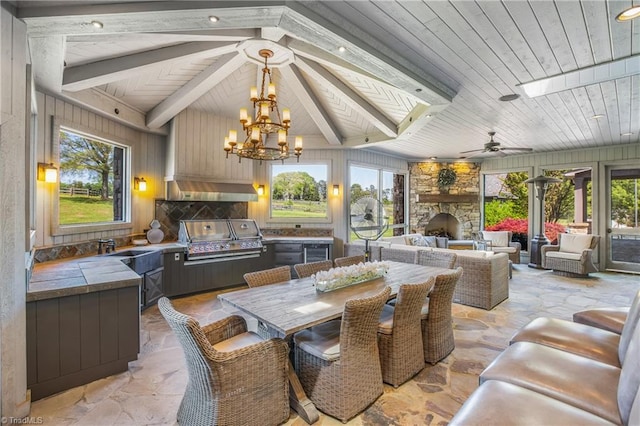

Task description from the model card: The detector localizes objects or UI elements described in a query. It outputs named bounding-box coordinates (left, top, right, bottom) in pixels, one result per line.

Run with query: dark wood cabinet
left=27, top=286, right=139, bottom=401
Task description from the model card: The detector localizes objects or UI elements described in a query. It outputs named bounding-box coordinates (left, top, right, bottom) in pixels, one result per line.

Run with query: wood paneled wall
left=35, top=92, right=166, bottom=247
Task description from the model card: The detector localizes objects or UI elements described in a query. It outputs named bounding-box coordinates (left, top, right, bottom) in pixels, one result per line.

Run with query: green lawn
left=271, top=200, right=327, bottom=218
left=59, top=194, right=113, bottom=224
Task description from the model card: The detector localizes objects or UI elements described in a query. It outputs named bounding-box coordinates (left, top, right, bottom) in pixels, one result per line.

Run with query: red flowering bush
left=486, top=218, right=566, bottom=244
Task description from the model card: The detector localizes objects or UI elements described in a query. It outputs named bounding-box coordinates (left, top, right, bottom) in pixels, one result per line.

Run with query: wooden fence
left=60, top=187, right=101, bottom=197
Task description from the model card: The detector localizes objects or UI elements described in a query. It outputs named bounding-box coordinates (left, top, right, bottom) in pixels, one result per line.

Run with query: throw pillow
left=411, top=236, right=427, bottom=246
left=483, top=231, right=509, bottom=247
left=423, top=236, right=438, bottom=248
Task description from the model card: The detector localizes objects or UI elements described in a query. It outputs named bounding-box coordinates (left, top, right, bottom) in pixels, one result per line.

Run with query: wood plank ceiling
left=17, top=0, right=640, bottom=161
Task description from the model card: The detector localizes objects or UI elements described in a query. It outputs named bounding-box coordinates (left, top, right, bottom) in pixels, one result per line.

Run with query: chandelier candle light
left=224, top=49, right=303, bottom=163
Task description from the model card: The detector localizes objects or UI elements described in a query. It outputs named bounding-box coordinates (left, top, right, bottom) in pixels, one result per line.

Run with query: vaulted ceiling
left=16, top=0, right=640, bottom=161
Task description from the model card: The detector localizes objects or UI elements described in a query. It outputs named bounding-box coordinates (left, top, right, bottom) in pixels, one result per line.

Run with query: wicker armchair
left=157, top=297, right=290, bottom=426
left=380, top=247, right=419, bottom=264
left=421, top=267, right=463, bottom=364
left=294, top=260, right=333, bottom=278
left=541, top=233, right=600, bottom=277
left=243, top=265, right=291, bottom=288
left=417, top=250, right=457, bottom=269
left=294, top=287, right=391, bottom=422
left=377, top=279, right=433, bottom=387
left=479, top=231, right=521, bottom=264
left=334, top=254, right=366, bottom=267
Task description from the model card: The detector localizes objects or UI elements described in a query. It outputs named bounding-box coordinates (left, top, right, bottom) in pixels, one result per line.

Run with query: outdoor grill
left=178, top=219, right=263, bottom=262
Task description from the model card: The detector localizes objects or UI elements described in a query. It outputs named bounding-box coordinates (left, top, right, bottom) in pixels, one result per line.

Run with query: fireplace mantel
left=417, top=194, right=479, bottom=203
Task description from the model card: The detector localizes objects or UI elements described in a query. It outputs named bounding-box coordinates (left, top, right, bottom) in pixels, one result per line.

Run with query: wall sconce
left=257, top=184, right=265, bottom=196
left=37, top=162, right=58, bottom=183
left=332, top=184, right=340, bottom=196
left=134, top=177, right=147, bottom=191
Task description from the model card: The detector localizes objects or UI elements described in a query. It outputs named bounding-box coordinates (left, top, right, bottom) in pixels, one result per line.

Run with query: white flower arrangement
left=313, top=261, right=390, bottom=292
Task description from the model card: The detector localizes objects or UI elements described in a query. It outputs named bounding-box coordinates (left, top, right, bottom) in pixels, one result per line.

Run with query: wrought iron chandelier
left=224, top=49, right=302, bottom=163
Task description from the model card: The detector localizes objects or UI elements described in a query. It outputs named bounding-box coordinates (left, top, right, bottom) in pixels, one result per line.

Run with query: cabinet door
left=143, top=267, right=164, bottom=308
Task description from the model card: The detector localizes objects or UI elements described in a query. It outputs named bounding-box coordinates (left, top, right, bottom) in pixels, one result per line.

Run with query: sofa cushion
left=559, top=234, right=593, bottom=254
left=492, top=246, right=517, bottom=254
left=482, top=231, right=510, bottom=247
left=402, top=233, right=424, bottom=245
left=573, top=307, right=629, bottom=334
left=546, top=251, right=583, bottom=261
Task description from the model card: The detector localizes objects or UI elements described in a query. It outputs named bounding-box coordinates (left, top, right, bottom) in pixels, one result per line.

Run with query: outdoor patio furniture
left=541, top=233, right=600, bottom=277
left=421, top=267, right=463, bottom=364
left=377, top=279, right=433, bottom=387
left=157, top=297, right=290, bottom=426
left=573, top=307, right=629, bottom=335
left=293, top=287, right=391, bottom=422
left=479, top=231, right=521, bottom=264
left=294, top=260, right=333, bottom=278
left=417, top=250, right=457, bottom=269
left=243, top=265, right=291, bottom=287
left=334, top=254, right=366, bottom=267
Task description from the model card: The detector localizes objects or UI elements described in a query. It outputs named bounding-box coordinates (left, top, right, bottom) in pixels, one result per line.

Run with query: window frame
left=267, top=160, right=332, bottom=224
left=51, top=120, right=132, bottom=236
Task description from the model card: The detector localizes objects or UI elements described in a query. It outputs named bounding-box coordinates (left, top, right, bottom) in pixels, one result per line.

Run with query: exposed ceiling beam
left=261, top=27, right=287, bottom=42
left=341, top=132, right=392, bottom=148
left=146, top=51, right=247, bottom=129
left=519, top=55, right=640, bottom=98
left=29, top=36, right=65, bottom=93
left=281, top=2, right=455, bottom=107
left=295, top=57, right=398, bottom=138
left=63, top=41, right=239, bottom=92
left=397, top=104, right=435, bottom=139
left=60, top=88, right=167, bottom=135
left=280, top=63, right=342, bottom=146
left=67, top=29, right=258, bottom=43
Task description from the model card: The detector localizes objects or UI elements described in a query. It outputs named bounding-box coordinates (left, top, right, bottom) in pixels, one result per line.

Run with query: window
left=269, top=162, right=330, bottom=221
left=57, top=127, right=129, bottom=228
left=349, top=164, right=406, bottom=240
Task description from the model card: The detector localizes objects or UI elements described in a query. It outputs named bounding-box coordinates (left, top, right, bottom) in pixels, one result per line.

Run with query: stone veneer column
left=0, top=6, right=30, bottom=418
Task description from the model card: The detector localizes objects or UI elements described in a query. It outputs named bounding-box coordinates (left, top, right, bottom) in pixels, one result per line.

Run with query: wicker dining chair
left=294, top=286, right=391, bottom=423
left=377, top=278, right=434, bottom=387
left=157, top=297, right=290, bottom=426
left=294, top=260, right=333, bottom=278
left=243, top=265, right=291, bottom=288
left=334, top=254, right=365, bottom=267
left=421, top=267, right=463, bottom=364
left=417, top=250, right=457, bottom=269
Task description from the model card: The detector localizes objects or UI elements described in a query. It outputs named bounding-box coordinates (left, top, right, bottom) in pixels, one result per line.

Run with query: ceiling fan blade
left=459, top=148, right=487, bottom=154
left=500, top=147, right=533, bottom=152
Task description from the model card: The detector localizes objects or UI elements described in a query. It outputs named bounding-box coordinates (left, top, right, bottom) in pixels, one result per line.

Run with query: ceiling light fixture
left=616, top=5, right=640, bottom=21
left=338, top=46, right=346, bottom=53
left=91, top=20, right=103, bottom=29
left=224, top=49, right=302, bottom=163
left=208, top=15, right=219, bottom=23
left=499, top=94, right=520, bottom=102
left=591, top=114, right=605, bottom=119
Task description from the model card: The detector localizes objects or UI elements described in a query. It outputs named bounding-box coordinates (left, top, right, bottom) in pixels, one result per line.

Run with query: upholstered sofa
left=344, top=236, right=510, bottom=310
left=450, top=291, right=640, bottom=425
left=542, top=233, right=600, bottom=277
left=478, top=230, right=521, bottom=264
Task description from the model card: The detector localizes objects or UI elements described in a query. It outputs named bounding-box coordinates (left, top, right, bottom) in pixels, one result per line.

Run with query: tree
left=350, top=183, right=366, bottom=201
left=272, top=171, right=319, bottom=201
left=501, top=172, right=529, bottom=218
left=59, top=130, right=113, bottom=200
left=544, top=170, right=574, bottom=223
left=317, top=180, right=327, bottom=203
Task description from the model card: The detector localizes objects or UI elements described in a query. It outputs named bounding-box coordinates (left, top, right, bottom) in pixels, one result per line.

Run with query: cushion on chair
left=482, top=231, right=509, bottom=247
left=449, top=380, right=617, bottom=426
left=377, top=304, right=395, bottom=334
left=559, top=234, right=593, bottom=253
left=293, top=319, right=341, bottom=361
left=545, top=251, right=583, bottom=261
left=492, top=246, right=517, bottom=254
left=212, top=331, right=263, bottom=352
left=573, top=308, right=629, bottom=334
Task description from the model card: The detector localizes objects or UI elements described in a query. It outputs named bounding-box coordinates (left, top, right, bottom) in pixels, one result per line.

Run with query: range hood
left=166, top=180, right=258, bottom=202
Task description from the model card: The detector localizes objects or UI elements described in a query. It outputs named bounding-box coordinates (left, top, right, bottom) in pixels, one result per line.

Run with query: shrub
left=486, top=218, right=566, bottom=244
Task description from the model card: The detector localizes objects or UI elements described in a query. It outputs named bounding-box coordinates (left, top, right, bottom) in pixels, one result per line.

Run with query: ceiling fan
left=460, top=131, right=533, bottom=157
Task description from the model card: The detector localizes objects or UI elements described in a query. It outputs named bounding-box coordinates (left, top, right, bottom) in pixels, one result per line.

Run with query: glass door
left=606, top=166, right=640, bottom=273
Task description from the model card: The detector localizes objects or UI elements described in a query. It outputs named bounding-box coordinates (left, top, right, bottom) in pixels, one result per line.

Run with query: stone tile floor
left=30, top=265, right=639, bottom=425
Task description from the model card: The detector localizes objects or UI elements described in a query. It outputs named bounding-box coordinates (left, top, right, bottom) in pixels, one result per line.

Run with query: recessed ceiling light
left=621, top=132, right=634, bottom=136
left=591, top=114, right=605, bottom=119
left=616, top=5, right=640, bottom=21
left=208, top=15, right=219, bottom=23
left=91, top=20, right=103, bottom=29
left=415, top=88, right=422, bottom=93
left=338, top=46, right=346, bottom=53
left=499, top=94, right=520, bottom=102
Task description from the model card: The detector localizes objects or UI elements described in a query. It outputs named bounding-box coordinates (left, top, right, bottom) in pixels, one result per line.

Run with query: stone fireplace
left=409, top=162, right=481, bottom=241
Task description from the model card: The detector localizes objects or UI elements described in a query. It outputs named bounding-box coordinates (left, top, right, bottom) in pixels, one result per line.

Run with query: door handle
left=607, top=228, right=612, bottom=233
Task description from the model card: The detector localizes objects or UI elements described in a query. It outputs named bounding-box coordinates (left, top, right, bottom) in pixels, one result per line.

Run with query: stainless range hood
left=166, top=180, right=258, bottom=202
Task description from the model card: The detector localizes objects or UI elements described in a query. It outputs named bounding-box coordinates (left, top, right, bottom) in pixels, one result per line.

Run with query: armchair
left=542, top=233, right=600, bottom=277
left=479, top=231, right=521, bottom=264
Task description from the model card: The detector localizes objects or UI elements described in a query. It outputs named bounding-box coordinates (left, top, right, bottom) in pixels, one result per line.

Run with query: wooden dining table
left=218, top=261, right=451, bottom=424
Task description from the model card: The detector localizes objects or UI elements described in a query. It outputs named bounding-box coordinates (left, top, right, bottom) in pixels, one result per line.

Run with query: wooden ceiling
left=17, top=0, right=640, bottom=161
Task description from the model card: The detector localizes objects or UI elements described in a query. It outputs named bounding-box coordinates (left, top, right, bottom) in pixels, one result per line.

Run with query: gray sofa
left=344, top=239, right=510, bottom=310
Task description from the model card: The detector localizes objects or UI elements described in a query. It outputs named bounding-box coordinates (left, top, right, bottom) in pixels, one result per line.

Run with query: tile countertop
left=27, top=243, right=185, bottom=302
left=262, top=236, right=334, bottom=243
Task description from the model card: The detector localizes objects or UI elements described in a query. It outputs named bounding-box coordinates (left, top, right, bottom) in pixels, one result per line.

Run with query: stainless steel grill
left=178, top=219, right=263, bottom=261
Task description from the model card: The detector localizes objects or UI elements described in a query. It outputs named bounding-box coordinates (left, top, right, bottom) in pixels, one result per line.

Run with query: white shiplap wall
left=35, top=92, right=166, bottom=247
left=249, top=148, right=408, bottom=255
